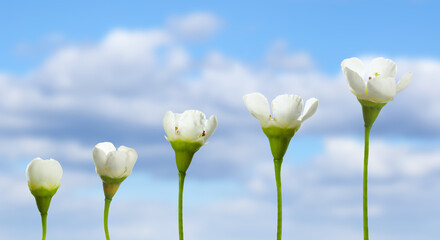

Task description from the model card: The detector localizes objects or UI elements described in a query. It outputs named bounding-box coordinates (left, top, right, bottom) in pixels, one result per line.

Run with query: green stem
left=104, top=198, right=112, bottom=240
left=274, top=159, right=283, bottom=240
left=178, top=171, right=186, bottom=240
left=41, top=213, right=47, bottom=240
left=363, top=125, right=372, bottom=240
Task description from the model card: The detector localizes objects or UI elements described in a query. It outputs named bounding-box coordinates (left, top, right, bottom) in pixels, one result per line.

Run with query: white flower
left=163, top=110, right=217, bottom=145
left=341, top=57, right=412, bottom=103
left=93, top=142, right=138, bottom=181
left=26, top=158, right=63, bottom=196
left=243, top=92, right=318, bottom=130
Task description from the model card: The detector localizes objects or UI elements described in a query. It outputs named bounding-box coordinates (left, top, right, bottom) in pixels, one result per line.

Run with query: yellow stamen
left=375, top=72, right=380, bottom=77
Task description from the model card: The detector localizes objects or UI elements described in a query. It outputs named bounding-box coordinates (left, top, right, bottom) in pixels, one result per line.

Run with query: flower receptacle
left=29, top=185, right=59, bottom=199
left=102, top=182, right=121, bottom=200
left=34, top=196, right=53, bottom=215
left=170, top=140, right=203, bottom=172
left=262, top=127, right=297, bottom=160
left=358, top=99, right=387, bottom=128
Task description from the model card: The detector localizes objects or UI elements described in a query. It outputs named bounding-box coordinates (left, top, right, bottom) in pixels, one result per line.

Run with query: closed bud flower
left=26, top=158, right=63, bottom=198
left=26, top=157, right=63, bottom=240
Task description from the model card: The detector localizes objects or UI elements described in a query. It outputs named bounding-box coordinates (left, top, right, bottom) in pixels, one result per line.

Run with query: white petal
left=118, top=146, right=138, bottom=176
left=94, top=142, right=116, bottom=155
left=341, top=57, right=364, bottom=78
left=300, top=98, right=319, bottom=122
left=344, top=67, right=366, bottom=96
left=366, top=77, right=397, bottom=102
left=177, top=110, right=205, bottom=141
left=44, top=159, right=63, bottom=189
left=203, top=115, right=217, bottom=141
left=26, top=158, right=45, bottom=189
left=163, top=111, right=176, bottom=140
left=105, top=151, right=128, bottom=178
left=369, top=57, right=396, bottom=79
left=272, top=94, right=303, bottom=128
left=243, top=92, right=270, bottom=124
left=93, top=142, right=116, bottom=174
left=26, top=158, right=62, bottom=190
left=396, top=72, right=412, bottom=93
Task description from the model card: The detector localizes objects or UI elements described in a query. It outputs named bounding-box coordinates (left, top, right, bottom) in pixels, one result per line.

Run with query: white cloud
left=0, top=137, right=91, bottom=163
left=13, top=32, right=65, bottom=57
left=167, top=12, right=222, bottom=41
left=266, top=40, right=314, bottom=71
left=313, top=137, right=440, bottom=178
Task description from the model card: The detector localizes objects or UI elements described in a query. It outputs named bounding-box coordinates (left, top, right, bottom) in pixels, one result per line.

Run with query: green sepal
left=262, top=127, right=297, bottom=160
left=29, top=186, right=59, bottom=198
left=169, top=140, right=203, bottom=172
left=100, top=175, right=127, bottom=184
left=358, top=99, right=387, bottom=128
left=102, top=182, right=121, bottom=200
left=34, top=196, right=53, bottom=215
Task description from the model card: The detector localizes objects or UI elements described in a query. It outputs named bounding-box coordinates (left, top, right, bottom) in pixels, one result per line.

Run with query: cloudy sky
left=1, top=1, right=440, bottom=239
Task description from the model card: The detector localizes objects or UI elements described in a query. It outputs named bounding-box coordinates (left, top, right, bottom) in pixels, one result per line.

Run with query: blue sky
left=0, top=1, right=440, bottom=239
left=2, top=0, right=439, bottom=73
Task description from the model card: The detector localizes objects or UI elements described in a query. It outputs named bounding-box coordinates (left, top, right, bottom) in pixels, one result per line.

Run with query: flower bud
left=26, top=158, right=62, bottom=214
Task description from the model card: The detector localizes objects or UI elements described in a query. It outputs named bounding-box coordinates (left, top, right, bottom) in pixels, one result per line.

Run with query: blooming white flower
left=243, top=92, right=318, bottom=130
left=26, top=158, right=63, bottom=197
left=341, top=57, right=412, bottom=103
left=163, top=110, right=217, bottom=145
left=93, top=142, right=138, bottom=183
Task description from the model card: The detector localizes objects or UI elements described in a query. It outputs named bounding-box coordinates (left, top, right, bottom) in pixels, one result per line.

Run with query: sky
left=0, top=0, right=440, bottom=239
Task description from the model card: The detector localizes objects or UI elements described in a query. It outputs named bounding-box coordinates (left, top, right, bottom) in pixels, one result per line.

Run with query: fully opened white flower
left=243, top=92, right=318, bottom=130
left=341, top=57, right=412, bottom=103
left=243, top=92, right=318, bottom=238
left=342, top=58, right=412, bottom=239
left=93, top=142, right=138, bottom=183
left=163, top=110, right=217, bottom=145
left=26, top=158, right=63, bottom=197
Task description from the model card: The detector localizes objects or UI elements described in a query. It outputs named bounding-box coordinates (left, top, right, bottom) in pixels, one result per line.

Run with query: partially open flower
left=93, top=142, right=138, bottom=184
left=163, top=110, right=217, bottom=145
left=163, top=110, right=217, bottom=172
left=341, top=57, right=412, bottom=103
